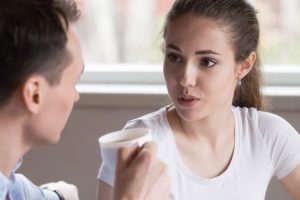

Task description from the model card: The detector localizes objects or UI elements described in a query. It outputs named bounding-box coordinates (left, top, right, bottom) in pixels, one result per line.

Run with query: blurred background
left=74, top=0, right=300, bottom=67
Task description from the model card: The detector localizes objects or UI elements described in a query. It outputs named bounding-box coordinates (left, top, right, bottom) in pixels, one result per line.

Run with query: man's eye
left=200, top=57, right=216, bottom=68
left=167, top=53, right=182, bottom=63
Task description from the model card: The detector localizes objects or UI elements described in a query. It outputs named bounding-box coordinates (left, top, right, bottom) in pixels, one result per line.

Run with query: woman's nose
left=179, top=63, right=197, bottom=87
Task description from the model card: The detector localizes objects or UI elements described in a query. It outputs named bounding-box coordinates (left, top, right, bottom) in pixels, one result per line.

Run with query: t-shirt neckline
left=161, top=106, right=241, bottom=185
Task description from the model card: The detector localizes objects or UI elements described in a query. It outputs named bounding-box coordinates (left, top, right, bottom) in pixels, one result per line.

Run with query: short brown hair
left=0, top=0, right=80, bottom=107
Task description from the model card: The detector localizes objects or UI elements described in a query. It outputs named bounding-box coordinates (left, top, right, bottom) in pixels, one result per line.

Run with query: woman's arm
left=97, top=180, right=113, bottom=200
left=281, top=164, right=300, bottom=200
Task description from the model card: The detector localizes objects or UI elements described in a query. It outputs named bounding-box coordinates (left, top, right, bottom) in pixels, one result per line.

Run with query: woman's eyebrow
left=166, top=44, right=182, bottom=52
left=166, top=44, right=220, bottom=55
left=195, top=50, right=220, bottom=55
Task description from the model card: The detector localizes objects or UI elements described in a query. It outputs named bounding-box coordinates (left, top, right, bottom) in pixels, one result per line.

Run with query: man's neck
left=0, top=114, right=31, bottom=177
left=0, top=137, right=27, bottom=177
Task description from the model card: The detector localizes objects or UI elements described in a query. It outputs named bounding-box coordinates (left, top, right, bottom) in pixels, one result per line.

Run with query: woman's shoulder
left=124, top=106, right=169, bottom=130
left=255, top=109, right=295, bottom=133
left=233, top=106, right=290, bottom=127
left=234, top=106, right=298, bottom=140
left=123, top=106, right=172, bottom=148
left=241, top=110, right=300, bottom=180
left=233, top=106, right=298, bottom=137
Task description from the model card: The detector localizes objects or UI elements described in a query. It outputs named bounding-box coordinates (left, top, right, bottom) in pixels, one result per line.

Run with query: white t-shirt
left=98, top=106, right=300, bottom=200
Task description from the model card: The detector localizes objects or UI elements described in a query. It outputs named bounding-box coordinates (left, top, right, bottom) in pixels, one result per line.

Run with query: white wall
left=20, top=93, right=300, bottom=200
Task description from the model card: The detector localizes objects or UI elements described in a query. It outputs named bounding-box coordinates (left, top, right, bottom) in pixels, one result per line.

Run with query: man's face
left=29, top=26, right=84, bottom=145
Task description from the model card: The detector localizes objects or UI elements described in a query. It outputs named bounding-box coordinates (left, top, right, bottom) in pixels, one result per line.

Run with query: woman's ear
left=236, top=51, right=256, bottom=79
left=21, top=75, right=46, bottom=114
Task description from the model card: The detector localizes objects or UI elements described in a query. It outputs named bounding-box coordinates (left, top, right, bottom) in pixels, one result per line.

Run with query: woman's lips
left=177, top=96, right=200, bottom=107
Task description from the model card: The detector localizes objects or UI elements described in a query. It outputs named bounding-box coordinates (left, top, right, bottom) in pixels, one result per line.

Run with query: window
left=254, top=0, right=300, bottom=66
left=75, top=0, right=300, bottom=87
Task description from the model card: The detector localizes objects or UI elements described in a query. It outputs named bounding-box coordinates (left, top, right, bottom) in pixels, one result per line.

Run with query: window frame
left=79, top=63, right=300, bottom=87
left=76, top=63, right=300, bottom=110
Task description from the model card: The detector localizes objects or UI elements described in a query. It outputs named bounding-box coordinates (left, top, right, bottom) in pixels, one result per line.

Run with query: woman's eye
left=200, top=57, right=216, bottom=68
left=167, top=53, right=182, bottom=63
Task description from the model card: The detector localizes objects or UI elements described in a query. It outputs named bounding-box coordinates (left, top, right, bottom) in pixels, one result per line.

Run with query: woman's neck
left=167, top=105, right=235, bottom=145
left=167, top=105, right=236, bottom=178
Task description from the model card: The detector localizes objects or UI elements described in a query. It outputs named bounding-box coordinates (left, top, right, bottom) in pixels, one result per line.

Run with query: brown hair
left=163, top=0, right=264, bottom=110
left=0, top=0, right=80, bottom=107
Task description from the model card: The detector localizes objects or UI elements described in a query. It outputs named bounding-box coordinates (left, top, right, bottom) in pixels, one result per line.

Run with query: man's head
left=0, top=0, right=80, bottom=108
left=0, top=0, right=84, bottom=145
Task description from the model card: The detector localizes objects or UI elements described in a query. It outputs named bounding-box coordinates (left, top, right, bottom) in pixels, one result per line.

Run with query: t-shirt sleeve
left=97, top=119, right=147, bottom=186
left=123, top=119, right=147, bottom=130
left=97, top=160, right=115, bottom=186
left=258, top=112, right=300, bottom=180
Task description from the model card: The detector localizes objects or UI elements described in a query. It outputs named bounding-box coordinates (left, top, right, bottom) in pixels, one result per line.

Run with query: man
left=0, top=0, right=169, bottom=199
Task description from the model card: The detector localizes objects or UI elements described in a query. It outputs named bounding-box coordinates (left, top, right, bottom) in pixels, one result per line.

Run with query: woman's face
left=163, top=14, right=241, bottom=122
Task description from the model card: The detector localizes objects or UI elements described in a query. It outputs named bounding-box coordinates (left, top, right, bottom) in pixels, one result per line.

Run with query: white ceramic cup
left=99, top=128, right=152, bottom=172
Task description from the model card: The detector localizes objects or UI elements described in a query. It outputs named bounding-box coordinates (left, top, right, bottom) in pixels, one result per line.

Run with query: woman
left=98, top=0, right=300, bottom=199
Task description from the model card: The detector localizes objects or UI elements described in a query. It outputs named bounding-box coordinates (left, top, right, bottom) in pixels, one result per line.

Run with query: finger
left=141, top=141, right=158, bottom=156
left=116, top=143, right=139, bottom=170
left=133, top=141, right=158, bottom=164
left=130, top=142, right=159, bottom=175
left=145, top=163, right=171, bottom=199
left=149, top=160, right=168, bottom=184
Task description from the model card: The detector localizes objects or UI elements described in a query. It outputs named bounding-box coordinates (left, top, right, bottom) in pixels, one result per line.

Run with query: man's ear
left=22, top=75, right=47, bottom=114
left=236, top=51, right=257, bottom=79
